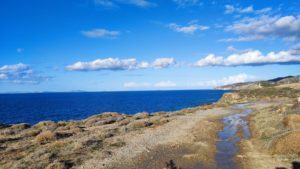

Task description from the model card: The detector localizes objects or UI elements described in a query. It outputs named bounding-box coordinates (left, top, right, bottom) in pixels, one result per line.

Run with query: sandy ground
left=79, top=106, right=241, bottom=169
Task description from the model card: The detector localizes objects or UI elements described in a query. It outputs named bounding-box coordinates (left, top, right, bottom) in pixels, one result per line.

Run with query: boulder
left=133, top=112, right=149, bottom=120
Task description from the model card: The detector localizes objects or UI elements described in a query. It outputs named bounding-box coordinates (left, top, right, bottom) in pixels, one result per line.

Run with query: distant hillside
left=216, top=75, right=300, bottom=90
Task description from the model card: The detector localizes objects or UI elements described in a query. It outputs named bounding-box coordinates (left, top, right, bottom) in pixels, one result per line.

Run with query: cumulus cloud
left=173, top=0, right=201, bottom=7
left=168, top=23, right=209, bottom=34
left=66, top=58, right=141, bottom=71
left=94, top=0, right=154, bottom=8
left=0, top=63, right=49, bottom=84
left=225, top=5, right=271, bottom=14
left=225, top=15, right=300, bottom=41
left=66, top=57, right=176, bottom=71
left=192, top=73, right=255, bottom=87
left=81, top=29, right=120, bottom=38
left=124, top=80, right=177, bottom=88
left=0, top=74, right=8, bottom=80
left=152, top=58, right=176, bottom=68
left=195, top=45, right=300, bottom=67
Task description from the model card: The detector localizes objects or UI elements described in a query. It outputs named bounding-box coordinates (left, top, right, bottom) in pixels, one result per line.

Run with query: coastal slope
left=1, top=82, right=300, bottom=169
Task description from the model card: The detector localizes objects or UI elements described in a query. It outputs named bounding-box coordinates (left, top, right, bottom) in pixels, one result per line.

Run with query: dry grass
left=238, top=99, right=300, bottom=169
left=276, top=83, right=300, bottom=90
left=271, top=131, right=300, bottom=155
left=126, top=120, right=153, bottom=130
left=283, top=114, right=300, bottom=129
left=49, top=140, right=69, bottom=149
left=35, top=130, right=56, bottom=143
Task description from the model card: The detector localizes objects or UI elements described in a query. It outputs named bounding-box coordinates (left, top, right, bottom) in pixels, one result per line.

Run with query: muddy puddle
left=215, top=104, right=252, bottom=169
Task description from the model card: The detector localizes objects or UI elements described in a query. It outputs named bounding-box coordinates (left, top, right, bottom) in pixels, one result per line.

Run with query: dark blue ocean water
left=0, top=90, right=229, bottom=125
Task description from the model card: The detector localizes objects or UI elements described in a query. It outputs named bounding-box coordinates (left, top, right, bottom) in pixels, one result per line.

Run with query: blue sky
left=0, top=0, right=300, bottom=92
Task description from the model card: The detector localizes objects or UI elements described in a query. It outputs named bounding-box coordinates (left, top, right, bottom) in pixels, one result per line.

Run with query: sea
left=0, top=90, right=229, bottom=125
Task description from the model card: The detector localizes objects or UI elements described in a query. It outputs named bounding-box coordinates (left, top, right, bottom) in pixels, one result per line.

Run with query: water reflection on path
left=215, top=104, right=252, bottom=169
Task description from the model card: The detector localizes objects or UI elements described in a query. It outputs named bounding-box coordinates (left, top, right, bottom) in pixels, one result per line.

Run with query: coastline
left=1, top=87, right=300, bottom=169
left=0, top=89, right=228, bottom=125
left=0, top=93, right=233, bottom=169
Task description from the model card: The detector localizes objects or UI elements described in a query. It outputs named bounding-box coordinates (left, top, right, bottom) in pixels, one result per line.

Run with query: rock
left=10, top=123, right=31, bottom=130
left=127, top=120, right=153, bottom=130
left=0, top=123, right=11, bottom=129
left=55, top=131, right=74, bottom=139
left=84, top=112, right=124, bottom=127
left=133, top=112, right=149, bottom=120
left=118, top=118, right=131, bottom=126
left=218, top=92, right=241, bottom=104
left=94, top=117, right=124, bottom=126
left=298, top=97, right=300, bottom=103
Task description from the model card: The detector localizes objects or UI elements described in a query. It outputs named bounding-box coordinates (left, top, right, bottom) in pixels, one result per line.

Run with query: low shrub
left=35, top=130, right=56, bottom=143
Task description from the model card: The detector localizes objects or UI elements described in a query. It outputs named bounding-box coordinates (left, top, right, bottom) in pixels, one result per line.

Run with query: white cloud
left=219, top=35, right=264, bottom=42
left=0, top=63, right=49, bottom=84
left=173, top=0, right=201, bottom=7
left=123, top=82, right=151, bottom=88
left=94, top=0, right=116, bottom=7
left=125, top=0, right=154, bottom=7
left=195, top=45, right=300, bottom=67
left=168, top=23, right=209, bottom=34
left=94, top=0, right=154, bottom=8
left=81, top=29, right=120, bottom=38
left=66, top=57, right=176, bottom=71
left=225, top=5, right=271, bottom=14
left=16, top=48, right=24, bottom=53
left=225, top=5, right=254, bottom=14
left=195, top=54, right=224, bottom=67
left=124, top=80, right=177, bottom=88
left=152, top=58, right=176, bottom=68
left=0, top=74, right=8, bottom=80
left=192, top=73, right=255, bottom=87
left=256, top=7, right=272, bottom=14
left=226, top=15, right=300, bottom=40
left=0, top=63, right=29, bottom=72
left=227, top=46, right=237, bottom=52
left=154, top=81, right=177, bottom=87
left=66, top=58, right=140, bottom=71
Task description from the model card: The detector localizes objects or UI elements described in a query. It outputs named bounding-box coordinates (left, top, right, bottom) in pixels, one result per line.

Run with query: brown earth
left=233, top=87, right=300, bottom=169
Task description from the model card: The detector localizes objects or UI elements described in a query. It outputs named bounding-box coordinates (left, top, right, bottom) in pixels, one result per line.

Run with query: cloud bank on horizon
left=0, top=0, right=299, bottom=92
